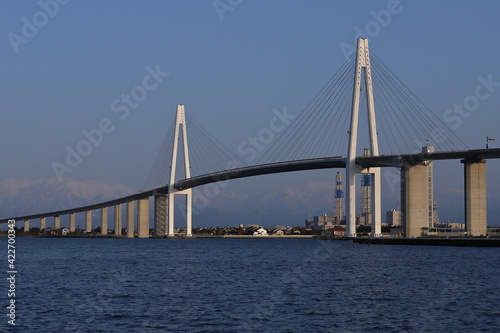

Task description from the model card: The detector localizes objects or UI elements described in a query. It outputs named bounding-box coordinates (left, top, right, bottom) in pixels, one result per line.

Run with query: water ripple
left=10, top=238, right=500, bottom=332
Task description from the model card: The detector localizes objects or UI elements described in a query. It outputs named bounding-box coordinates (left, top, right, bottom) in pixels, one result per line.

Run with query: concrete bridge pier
left=126, top=201, right=134, bottom=238
left=167, top=193, right=174, bottom=236
left=401, top=162, right=428, bottom=238
left=24, top=220, right=30, bottom=232
left=367, top=167, right=382, bottom=237
left=114, top=204, right=122, bottom=236
left=85, top=210, right=92, bottom=232
left=69, top=213, right=76, bottom=232
left=137, top=197, right=150, bottom=238
left=462, top=159, right=487, bottom=236
left=101, top=207, right=108, bottom=235
left=40, top=217, right=46, bottom=229
left=167, top=190, right=192, bottom=237
left=346, top=164, right=362, bottom=237
left=186, top=190, right=192, bottom=237
left=54, top=215, right=60, bottom=229
left=154, top=195, right=168, bottom=236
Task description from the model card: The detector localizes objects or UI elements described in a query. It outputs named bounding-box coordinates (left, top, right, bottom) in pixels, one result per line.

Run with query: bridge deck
left=2, top=149, right=500, bottom=223
left=174, top=157, right=346, bottom=190
left=356, top=148, right=500, bottom=167
left=0, top=157, right=346, bottom=223
left=0, top=188, right=168, bottom=224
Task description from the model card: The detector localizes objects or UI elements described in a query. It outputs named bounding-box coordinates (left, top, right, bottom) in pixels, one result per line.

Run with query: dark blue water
left=3, top=238, right=499, bottom=332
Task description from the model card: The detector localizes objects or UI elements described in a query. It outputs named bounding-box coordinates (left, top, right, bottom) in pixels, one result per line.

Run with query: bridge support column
left=463, top=159, right=487, bottom=236
left=85, top=210, right=92, bottom=232
left=167, top=193, right=175, bottom=236
left=24, top=220, right=30, bottom=232
left=346, top=165, right=361, bottom=237
left=101, top=207, right=108, bottom=235
left=186, top=189, right=192, bottom=237
left=371, top=168, right=382, bottom=237
left=54, top=216, right=60, bottom=229
left=137, top=198, right=150, bottom=238
left=126, top=201, right=135, bottom=238
left=69, top=213, right=76, bottom=232
left=154, top=195, right=167, bottom=236
left=401, top=163, right=427, bottom=238
left=114, top=204, right=122, bottom=236
left=167, top=189, right=192, bottom=237
left=40, top=217, right=46, bottom=229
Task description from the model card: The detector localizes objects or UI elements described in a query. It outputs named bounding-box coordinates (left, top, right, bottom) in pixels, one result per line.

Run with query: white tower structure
left=167, top=104, right=192, bottom=237
left=334, top=172, right=344, bottom=224
left=346, top=38, right=382, bottom=237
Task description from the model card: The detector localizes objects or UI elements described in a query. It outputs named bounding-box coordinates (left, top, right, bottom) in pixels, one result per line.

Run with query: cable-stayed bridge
left=2, top=38, right=499, bottom=238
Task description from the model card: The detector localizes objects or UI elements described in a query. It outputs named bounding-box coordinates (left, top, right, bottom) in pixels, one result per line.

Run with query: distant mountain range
left=0, top=178, right=337, bottom=228
left=0, top=178, right=132, bottom=218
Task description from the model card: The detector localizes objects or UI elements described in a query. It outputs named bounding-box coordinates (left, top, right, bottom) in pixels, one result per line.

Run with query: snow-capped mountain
left=0, top=178, right=132, bottom=218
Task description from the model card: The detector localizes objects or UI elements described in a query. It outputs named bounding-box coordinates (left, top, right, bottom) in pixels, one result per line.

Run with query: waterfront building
left=386, top=209, right=402, bottom=227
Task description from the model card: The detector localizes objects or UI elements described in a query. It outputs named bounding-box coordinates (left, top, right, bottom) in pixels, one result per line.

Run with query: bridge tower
left=165, top=104, right=192, bottom=237
left=346, top=38, right=382, bottom=237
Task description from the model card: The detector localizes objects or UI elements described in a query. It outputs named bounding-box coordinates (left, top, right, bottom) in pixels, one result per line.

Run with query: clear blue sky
left=1, top=0, right=500, bottom=226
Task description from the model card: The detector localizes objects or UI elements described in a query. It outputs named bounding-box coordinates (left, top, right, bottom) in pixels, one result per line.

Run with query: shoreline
left=351, top=237, right=500, bottom=247
left=2, top=233, right=500, bottom=246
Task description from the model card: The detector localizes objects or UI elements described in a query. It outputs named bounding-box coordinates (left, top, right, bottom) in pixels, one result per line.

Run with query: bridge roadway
left=0, top=157, right=346, bottom=223
left=356, top=148, right=500, bottom=168
left=2, top=148, right=500, bottom=224
left=174, top=148, right=500, bottom=190
left=173, top=156, right=346, bottom=190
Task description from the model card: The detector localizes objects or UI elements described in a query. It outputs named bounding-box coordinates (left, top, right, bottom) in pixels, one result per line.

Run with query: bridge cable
left=371, top=53, right=467, bottom=152
left=142, top=119, right=176, bottom=191
left=372, top=70, right=414, bottom=153
left=257, top=53, right=356, bottom=164
left=261, top=55, right=353, bottom=162
left=186, top=114, right=247, bottom=175
left=373, top=59, right=441, bottom=150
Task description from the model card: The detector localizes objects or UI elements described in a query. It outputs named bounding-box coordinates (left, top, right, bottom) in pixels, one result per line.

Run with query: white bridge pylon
left=167, top=104, right=192, bottom=237
left=166, top=39, right=381, bottom=238
left=346, top=38, right=382, bottom=238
